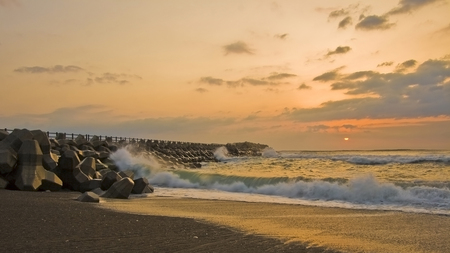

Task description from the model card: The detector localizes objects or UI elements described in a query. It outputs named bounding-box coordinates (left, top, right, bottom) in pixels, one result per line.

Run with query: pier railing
left=2, top=128, right=220, bottom=147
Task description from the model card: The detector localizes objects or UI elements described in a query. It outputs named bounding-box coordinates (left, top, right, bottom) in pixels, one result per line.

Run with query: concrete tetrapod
left=101, top=177, right=134, bottom=199
left=77, top=191, right=100, bottom=203
left=132, top=177, right=154, bottom=194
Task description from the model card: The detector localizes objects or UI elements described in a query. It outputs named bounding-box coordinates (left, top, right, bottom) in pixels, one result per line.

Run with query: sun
left=344, top=137, right=349, bottom=141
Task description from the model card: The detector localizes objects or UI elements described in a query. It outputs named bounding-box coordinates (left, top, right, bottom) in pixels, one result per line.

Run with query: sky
left=1, top=0, right=450, bottom=150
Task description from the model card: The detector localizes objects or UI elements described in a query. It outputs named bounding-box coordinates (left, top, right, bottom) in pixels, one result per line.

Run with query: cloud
left=377, top=61, right=394, bottom=67
left=200, top=76, right=224, bottom=85
left=328, top=9, right=349, bottom=19
left=436, top=23, right=450, bottom=33
left=223, top=41, right=254, bottom=55
left=94, top=72, right=141, bottom=85
left=313, top=67, right=345, bottom=82
left=338, top=16, right=353, bottom=29
left=284, top=57, right=450, bottom=122
left=195, top=88, right=208, bottom=93
left=395, top=59, right=418, bottom=72
left=14, top=65, right=84, bottom=74
left=356, top=15, right=395, bottom=30
left=266, top=72, right=296, bottom=80
left=274, top=33, right=288, bottom=40
left=326, top=46, right=352, bottom=56
left=198, top=72, right=298, bottom=88
left=298, top=83, right=312, bottom=90
left=307, top=124, right=330, bottom=132
left=387, top=0, right=443, bottom=15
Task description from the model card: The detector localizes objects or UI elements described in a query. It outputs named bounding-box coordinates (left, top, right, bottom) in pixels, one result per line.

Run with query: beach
left=101, top=195, right=450, bottom=253
left=0, top=190, right=336, bottom=253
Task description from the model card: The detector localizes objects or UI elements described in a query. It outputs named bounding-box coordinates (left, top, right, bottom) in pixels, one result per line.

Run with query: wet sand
left=0, top=190, right=335, bottom=253
left=101, top=196, right=450, bottom=253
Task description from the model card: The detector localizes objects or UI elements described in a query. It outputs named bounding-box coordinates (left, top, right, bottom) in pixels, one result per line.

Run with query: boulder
left=76, top=157, right=96, bottom=178
left=42, top=152, right=58, bottom=171
left=0, top=129, right=8, bottom=141
left=77, top=191, right=100, bottom=203
left=14, top=140, right=46, bottom=191
left=79, top=179, right=102, bottom=193
left=74, top=134, right=88, bottom=146
left=0, top=176, right=9, bottom=189
left=100, top=171, right=122, bottom=190
left=1, top=128, right=33, bottom=152
left=132, top=177, right=154, bottom=194
left=0, top=147, right=17, bottom=174
left=58, top=150, right=80, bottom=170
left=39, top=170, right=63, bottom=191
left=31, top=130, right=51, bottom=154
left=101, top=177, right=134, bottom=199
left=119, top=170, right=134, bottom=179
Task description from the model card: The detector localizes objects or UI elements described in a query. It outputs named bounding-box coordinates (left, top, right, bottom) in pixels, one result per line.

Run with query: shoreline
left=0, top=190, right=336, bottom=253
left=100, top=195, right=450, bottom=253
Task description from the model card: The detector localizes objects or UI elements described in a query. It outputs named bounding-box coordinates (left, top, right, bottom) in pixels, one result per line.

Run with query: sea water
left=110, top=147, right=450, bottom=215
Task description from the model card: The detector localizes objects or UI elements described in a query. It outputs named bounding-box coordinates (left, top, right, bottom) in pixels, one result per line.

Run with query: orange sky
left=1, top=0, right=449, bottom=150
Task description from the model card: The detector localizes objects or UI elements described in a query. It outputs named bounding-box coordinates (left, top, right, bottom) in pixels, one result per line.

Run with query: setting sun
left=344, top=138, right=349, bottom=141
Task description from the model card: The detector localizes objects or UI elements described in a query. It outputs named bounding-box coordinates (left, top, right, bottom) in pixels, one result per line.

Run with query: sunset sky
left=1, top=0, right=449, bottom=150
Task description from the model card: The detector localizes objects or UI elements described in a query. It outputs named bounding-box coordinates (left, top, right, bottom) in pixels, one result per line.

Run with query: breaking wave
left=111, top=148, right=450, bottom=214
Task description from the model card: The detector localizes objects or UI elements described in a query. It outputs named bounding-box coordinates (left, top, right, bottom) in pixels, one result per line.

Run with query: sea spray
left=262, top=147, right=279, bottom=158
left=213, top=146, right=229, bottom=161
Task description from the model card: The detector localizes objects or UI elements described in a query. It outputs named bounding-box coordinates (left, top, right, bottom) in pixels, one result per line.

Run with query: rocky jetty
left=0, top=128, right=269, bottom=200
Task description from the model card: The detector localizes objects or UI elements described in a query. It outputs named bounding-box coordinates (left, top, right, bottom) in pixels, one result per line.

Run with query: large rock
left=119, top=170, right=134, bottom=179
left=132, top=177, right=154, bottom=194
left=40, top=170, right=63, bottom=191
left=0, top=176, right=9, bottom=189
left=101, top=177, right=134, bottom=199
left=80, top=179, right=102, bottom=193
left=42, top=152, right=58, bottom=171
left=0, top=147, right=17, bottom=174
left=100, top=171, right=122, bottom=190
left=0, top=129, right=8, bottom=141
left=58, top=150, right=80, bottom=170
left=74, top=134, right=88, bottom=146
left=31, top=130, right=51, bottom=154
left=77, top=191, right=100, bottom=203
left=0, top=128, right=33, bottom=152
left=14, top=140, right=46, bottom=191
left=76, top=157, right=96, bottom=178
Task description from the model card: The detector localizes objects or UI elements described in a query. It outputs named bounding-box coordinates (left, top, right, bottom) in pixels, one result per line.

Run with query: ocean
left=110, top=147, right=450, bottom=215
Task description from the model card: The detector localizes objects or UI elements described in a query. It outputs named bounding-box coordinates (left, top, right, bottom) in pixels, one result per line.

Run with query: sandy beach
left=101, top=195, right=450, bottom=253
left=0, top=190, right=335, bottom=253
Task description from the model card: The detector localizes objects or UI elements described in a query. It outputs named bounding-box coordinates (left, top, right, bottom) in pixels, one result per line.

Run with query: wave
left=111, top=148, right=450, bottom=212
left=281, top=152, right=450, bottom=165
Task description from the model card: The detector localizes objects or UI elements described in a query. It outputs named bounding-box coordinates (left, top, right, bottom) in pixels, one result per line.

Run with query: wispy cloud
left=223, top=41, right=254, bottom=55
left=200, top=76, right=224, bottom=85
left=94, top=72, right=141, bottom=85
left=395, top=59, right=417, bottom=72
left=377, top=61, right=394, bottom=67
left=14, top=65, right=84, bottom=74
left=338, top=16, right=353, bottom=29
left=274, top=33, right=288, bottom=40
left=326, top=46, right=352, bottom=57
left=387, top=0, right=444, bottom=15
left=198, top=72, right=297, bottom=88
left=313, top=67, right=345, bottom=82
left=356, top=15, right=395, bottom=30
left=195, top=88, right=208, bottom=93
left=298, top=83, right=312, bottom=90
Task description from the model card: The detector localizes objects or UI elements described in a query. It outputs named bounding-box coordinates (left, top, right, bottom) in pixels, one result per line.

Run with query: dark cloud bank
left=284, top=57, right=450, bottom=122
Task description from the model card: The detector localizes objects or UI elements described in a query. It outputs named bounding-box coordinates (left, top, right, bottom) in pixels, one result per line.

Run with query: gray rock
left=80, top=179, right=102, bottom=193
left=91, top=187, right=104, bottom=196
left=0, top=128, right=33, bottom=152
left=42, top=152, right=58, bottom=171
left=0, top=176, right=9, bottom=189
left=119, top=170, right=134, bottom=179
left=101, top=177, right=134, bottom=199
left=0, top=129, right=8, bottom=141
left=77, top=191, right=100, bottom=203
left=132, top=177, right=154, bottom=194
left=14, top=140, right=46, bottom=191
left=58, top=150, right=80, bottom=170
left=100, top=171, right=122, bottom=190
left=39, top=170, right=63, bottom=191
left=0, top=147, right=17, bottom=174
left=77, top=157, right=96, bottom=178
left=31, top=130, right=51, bottom=154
